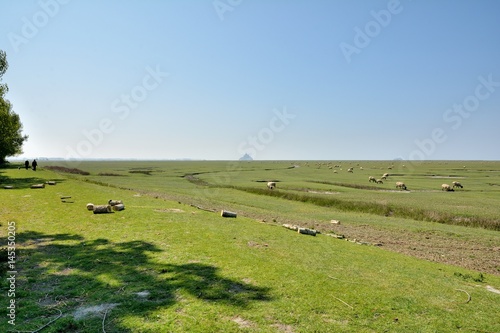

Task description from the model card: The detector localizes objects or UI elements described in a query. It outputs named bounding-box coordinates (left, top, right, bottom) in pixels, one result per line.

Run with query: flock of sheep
left=368, top=174, right=388, bottom=184
left=441, top=181, right=463, bottom=191
left=369, top=174, right=464, bottom=192
left=368, top=173, right=409, bottom=190
left=265, top=171, right=464, bottom=192
left=369, top=175, right=464, bottom=192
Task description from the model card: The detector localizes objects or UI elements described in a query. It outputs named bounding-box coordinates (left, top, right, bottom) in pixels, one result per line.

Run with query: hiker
left=32, top=159, right=38, bottom=171
left=25, top=160, right=30, bottom=170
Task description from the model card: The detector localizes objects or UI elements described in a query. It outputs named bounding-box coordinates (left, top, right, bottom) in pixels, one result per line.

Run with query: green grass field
left=1, top=160, right=499, bottom=332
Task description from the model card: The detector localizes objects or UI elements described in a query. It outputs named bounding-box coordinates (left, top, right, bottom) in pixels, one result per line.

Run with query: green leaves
left=0, top=50, right=28, bottom=163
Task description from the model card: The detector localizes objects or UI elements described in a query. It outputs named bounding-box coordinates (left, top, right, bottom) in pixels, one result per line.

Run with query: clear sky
left=1, top=0, right=499, bottom=160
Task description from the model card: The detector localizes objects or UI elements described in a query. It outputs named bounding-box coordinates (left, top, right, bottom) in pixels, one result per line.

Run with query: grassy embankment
left=1, top=161, right=499, bottom=332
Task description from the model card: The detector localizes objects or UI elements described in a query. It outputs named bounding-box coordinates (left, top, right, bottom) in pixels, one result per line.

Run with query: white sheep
left=395, top=182, right=407, bottom=190
left=267, top=181, right=276, bottom=190
left=452, top=181, right=463, bottom=189
left=347, top=167, right=354, bottom=173
left=442, top=184, right=454, bottom=191
left=376, top=179, right=383, bottom=184
left=369, top=176, right=376, bottom=183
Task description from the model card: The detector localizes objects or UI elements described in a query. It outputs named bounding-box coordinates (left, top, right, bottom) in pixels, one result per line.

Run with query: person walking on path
left=24, top=160, right=30, bottom=170
left=32, top=159, right=38, bottom=171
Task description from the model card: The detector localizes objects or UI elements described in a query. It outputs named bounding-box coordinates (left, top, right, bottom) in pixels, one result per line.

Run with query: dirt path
left=328, top=224, right=500, bottom=276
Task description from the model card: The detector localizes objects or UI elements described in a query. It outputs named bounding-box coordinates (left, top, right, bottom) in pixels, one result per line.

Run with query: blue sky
left=1, top=0, right=499, bottom=160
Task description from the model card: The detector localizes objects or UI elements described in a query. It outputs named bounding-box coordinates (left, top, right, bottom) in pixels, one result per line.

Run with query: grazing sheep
left=376, top=179, right=384, bottom=184
left=442, top=184, right=454, bottom=191
left=369, top=176, right=376, bottom=183
left=267, top=181, right=276, bottom=190
left=383, top=173, right=389, bottom=178
left=452, top=181, right=463, bottom=189
left=395, top=182, right=407, bottom=190
left=347, top=167, right=354, bottom=173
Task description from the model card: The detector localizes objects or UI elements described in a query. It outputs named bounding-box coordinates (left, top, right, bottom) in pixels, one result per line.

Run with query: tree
left=0, top=50, right=28, bottom=164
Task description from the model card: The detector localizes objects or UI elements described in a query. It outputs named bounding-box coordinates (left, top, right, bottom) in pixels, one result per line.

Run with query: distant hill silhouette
left=239, top=153, right=253, bottom=161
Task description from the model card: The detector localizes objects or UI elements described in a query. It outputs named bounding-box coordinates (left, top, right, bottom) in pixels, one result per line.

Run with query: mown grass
left=1, top=161, right=499, bottom=332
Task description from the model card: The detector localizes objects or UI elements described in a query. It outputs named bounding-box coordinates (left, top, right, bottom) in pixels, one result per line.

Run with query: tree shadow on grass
left=1, top=231, right=272, bottom=332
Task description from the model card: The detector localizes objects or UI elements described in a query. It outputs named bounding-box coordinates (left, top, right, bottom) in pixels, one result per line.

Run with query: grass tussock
left=44, top=166, right=90, bottom=175
left=128, top=170, right=152, bottom=175
left=454, top=271, right=486, bottom=283
left=98, top=172, right=125, bottom=176
left=184, top=174, right=210, bottom=186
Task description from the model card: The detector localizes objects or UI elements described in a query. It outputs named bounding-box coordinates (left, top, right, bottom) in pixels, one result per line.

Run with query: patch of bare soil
left=271, top=323, right=295, bottom=333
left=73, top=303, right=119, bottom=320
left=247, top=241, right=269, bottom=249
left=486, top=285, right=500, bottom=294
left=329, top=224, right=500, bottom=276
left=154, top=208, right=185, bottom=213
left=231, top=316, right=255, bottom=329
